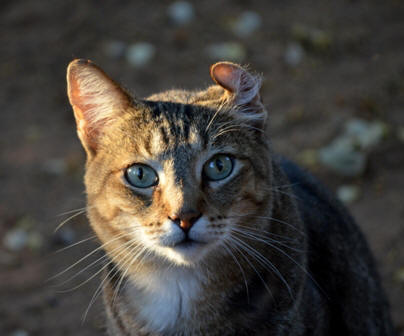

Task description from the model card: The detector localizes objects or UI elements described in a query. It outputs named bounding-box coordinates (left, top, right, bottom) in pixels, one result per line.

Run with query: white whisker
left=59, top=237, right=141, bottom=293
left=54, top=209, right=87, bottom=233
left=222, top=241, right=250, bottom=303
left=231, top=226, right=303, bottom=253
left=226, top=238, right=274, bottom=301
left=229, top=214, right=305, bottom=236
left=230, top=235, right=294, bottom=300
left=49, top=231, right=138, bottom=281
left=57, top=206, right=88, bottom=217
left=55, top=237, right=140, bottom=288
left=53, top=235, right=97, bottom=254
left=111, top=245, right=148, bottom=307
left=82, top=240, right=145, bottom=322
left=205, top=99, right=228, bottom=132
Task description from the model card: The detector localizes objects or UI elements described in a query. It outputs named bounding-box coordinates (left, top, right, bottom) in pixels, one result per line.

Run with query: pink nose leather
left=169, top=211, right=201, bottom=232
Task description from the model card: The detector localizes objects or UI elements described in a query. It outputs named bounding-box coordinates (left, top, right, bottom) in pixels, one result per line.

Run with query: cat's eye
left=125, top=164, right=158, bottom=188
left=203, top=154, right=234, bottom=181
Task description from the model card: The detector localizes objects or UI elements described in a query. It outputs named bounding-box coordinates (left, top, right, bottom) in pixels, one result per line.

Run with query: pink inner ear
left=210, top=62, right=242, bottom=93
left=67, top=75, right=99, bottom=153
left=67, top=59, right=132, bottom=156
left=67, top=63, right=98, bottom=143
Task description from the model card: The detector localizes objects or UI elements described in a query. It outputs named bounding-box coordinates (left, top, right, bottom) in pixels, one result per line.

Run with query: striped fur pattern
left=66, top=60, right=394, bottom=335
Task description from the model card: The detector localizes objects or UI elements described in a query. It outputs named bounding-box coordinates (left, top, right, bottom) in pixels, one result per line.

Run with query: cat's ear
left=210, top=61, right=266, bottom=128
left=67, top=59, right=132, bottom=158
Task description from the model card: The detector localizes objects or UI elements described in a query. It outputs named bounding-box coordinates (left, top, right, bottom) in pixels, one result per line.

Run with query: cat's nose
left=169, top=211, right=202, bottom=233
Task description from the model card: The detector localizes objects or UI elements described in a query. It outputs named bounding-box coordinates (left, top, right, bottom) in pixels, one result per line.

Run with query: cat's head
left=67, top=60, right=273, bottom=268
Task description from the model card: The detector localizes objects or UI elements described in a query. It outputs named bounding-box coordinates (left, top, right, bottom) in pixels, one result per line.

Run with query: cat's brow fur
left=66, top=60, right=395, bottom=336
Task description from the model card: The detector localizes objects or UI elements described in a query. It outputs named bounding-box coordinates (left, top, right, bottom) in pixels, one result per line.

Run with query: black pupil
left=137, top=167, right=144, bottom=180
left=215, top=158, right=224, bottom=172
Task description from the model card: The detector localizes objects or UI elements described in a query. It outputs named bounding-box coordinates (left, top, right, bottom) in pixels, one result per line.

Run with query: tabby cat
left=66, top=59, right=394, bottom=335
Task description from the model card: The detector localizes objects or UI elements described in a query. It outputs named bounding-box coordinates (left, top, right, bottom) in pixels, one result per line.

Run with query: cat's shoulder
left=275, top=154, right=355, bottom=233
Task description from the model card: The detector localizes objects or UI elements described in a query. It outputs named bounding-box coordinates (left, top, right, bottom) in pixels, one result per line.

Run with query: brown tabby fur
left=66, top=60, right=394, bottom=335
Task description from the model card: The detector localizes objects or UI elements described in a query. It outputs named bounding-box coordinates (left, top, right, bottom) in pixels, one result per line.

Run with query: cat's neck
left=104, top=256, right=211, bottom=333
left=129, top=265, right=204, bottom=329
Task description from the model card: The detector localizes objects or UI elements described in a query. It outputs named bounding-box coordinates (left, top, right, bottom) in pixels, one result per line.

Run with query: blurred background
left=0, top=0, right=403, bottom=335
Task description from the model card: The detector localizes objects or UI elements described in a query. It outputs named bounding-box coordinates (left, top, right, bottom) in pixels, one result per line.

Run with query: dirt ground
left=0, top=1, right=403, bottom=335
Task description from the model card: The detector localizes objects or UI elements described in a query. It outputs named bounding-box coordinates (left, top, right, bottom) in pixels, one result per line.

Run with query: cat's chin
left=159, top=240, right=209, bottom=266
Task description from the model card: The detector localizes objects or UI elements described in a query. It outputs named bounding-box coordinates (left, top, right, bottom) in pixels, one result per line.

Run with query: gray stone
left=232, top=11, right=262, bottom=38
left=55, top=227, right=76, bottom=246
left=42, top=158, right=67, bottom=176
left=319, top=137, right=366, bottom=176
left=167, top=1, right=194, bottom=26
left=319, top=118, right=386, bottom=176
left=345, top=119, right=386, bottom=149
left=284, top=42, right=304, bottom=66
left=10, top=330, right=29, bottom=336
left=3, top=228, right=28, bottom=251
left=126, top=42, right=156, bottom=68
left=3, top=227, right=44, bottom=251
left=103, top=40, right=127, bottom=59
left=336, top=185, right=361, bottom=204
left=206, top=42, right=246, bottom=62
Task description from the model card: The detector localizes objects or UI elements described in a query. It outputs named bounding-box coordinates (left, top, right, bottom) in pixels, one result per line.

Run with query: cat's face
left=67, top=60, right=272, bottom=268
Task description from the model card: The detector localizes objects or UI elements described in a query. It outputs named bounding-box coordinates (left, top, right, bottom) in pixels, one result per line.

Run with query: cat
left=66, top=59, right=395, bottom=336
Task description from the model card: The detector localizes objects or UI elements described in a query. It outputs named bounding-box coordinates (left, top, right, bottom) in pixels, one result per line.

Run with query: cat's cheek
left=87, top=192, right=121, bottom=223
left=188, top=216, right=225, bottom=244
left=233, top=192, right=262, bottom=214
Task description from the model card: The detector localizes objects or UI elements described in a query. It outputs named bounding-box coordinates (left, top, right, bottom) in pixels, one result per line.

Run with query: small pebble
left=103, top=40, right=127, bottom=59
left=3, top=227, right=44, bottom=251
left=318, top=118, right=386, bottom=176
left=42, top=158, right=67, bottom=176
left=54, top=227, right=76, bottom=246
left=206, top=42, right=246, bottom=62
left=167, top=1, right=194, bottom=26
left=9, top=330, right=29, bottom=336
left=126, top=42, right=156, bottom=68
left=336, top=185, right=361, bottom=204
left=232, top=11, right=262, bottom=38
left=345, top=119, right=386, bottom=149
left=284, top=42, right=304, bottom=66
left=3, top=228, right=28, bottom=251
left=319, top=137, right=366, bottom=176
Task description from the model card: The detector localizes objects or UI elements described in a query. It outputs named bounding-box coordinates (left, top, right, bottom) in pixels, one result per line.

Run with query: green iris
left=125, top=164, right=158, bottom=188
left=204, top=154, right=233, bottom=181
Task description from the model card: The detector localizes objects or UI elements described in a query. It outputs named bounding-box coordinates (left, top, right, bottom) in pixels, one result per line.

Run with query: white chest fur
left=127, top=267, right=204, bottom=333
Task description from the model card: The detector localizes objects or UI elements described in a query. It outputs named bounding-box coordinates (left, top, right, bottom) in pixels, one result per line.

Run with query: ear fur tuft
left=210, top=61, right=266, bottom=127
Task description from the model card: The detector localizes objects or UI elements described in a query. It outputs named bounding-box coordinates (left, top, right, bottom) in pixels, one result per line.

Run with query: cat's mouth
left=155, top=227, right=210, bottom=264
left=174, top=237, right=204, bottom=249
left=157, top=235, right=208, bottom=265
